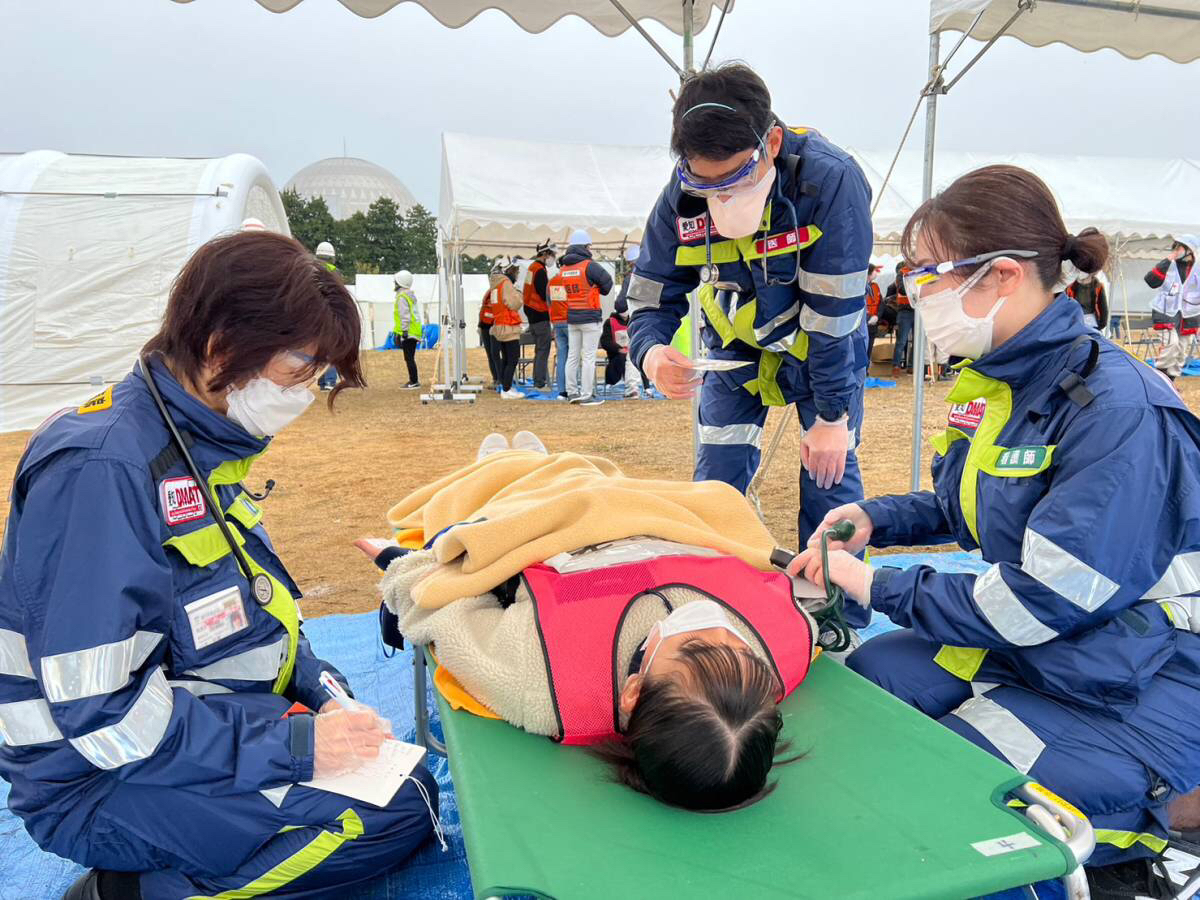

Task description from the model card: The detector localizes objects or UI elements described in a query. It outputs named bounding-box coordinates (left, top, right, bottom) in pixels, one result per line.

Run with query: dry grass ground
left=3, top=346, right=1196, bottom=618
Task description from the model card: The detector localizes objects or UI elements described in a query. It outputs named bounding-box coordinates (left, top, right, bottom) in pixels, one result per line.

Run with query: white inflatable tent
left=855, top=147, right=1200, bottom=313
left=0, top=151, right=289, bottom=433
left=436, top=132, right=674, bottom=387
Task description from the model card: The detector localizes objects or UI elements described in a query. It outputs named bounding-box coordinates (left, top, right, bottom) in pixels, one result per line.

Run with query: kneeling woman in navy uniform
left=793, top=166, right=1200, bottom=897
left=362, top=432, right=820, bottom=812
left=0, top=232, right=440, bottom=900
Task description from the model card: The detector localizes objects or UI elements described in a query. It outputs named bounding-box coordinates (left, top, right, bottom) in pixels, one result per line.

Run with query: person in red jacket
left=522, top=241, right=557, bottom=389
left=1066, top=273, right=1108, bottom=332
left=864, top=263, right=883, bottom=368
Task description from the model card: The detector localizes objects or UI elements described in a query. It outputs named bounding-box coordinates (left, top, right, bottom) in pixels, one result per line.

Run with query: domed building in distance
left=284, top=157, right=417, bottom=219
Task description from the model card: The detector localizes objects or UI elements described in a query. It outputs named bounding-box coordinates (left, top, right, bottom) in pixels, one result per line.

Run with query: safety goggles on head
left=901, top=249, right=1038, bottom=303
left=676, top=133, right=770, bottom=199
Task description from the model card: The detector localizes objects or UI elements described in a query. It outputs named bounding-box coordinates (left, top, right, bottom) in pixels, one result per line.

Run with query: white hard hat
left=394, top=270, right=414, bottom=289
left=315, top=241, right=336, bottom=260
left=568, top=228, right=592, bottom=247
left=535, top=240, right=558, bottom=259
left=491, top=255, right=512, bottom=273
left=240, top=217, right=266, bottom=231
left=624, top=244, right=641, bottom=263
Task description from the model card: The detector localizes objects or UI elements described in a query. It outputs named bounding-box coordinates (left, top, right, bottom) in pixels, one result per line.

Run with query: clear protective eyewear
left=901, top=249, right=1038, bottom=303
left=278, top=349, right=322, bottom=386
left=676, top=132, right=769, bottom=199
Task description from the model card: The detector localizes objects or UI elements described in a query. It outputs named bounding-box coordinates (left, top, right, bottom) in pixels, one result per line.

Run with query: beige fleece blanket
left=386, top=450, right=780, bottom=608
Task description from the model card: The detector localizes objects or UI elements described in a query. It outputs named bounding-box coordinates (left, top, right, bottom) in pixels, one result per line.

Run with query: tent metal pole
left=911, top=30, right=941, bottom=492
left=701, top=0, right=730, bottom=71
left=1040, top=0, right=1200, bottom=21
left=682, top=0, right=695, bottom=72
left=941, top=0, right=1034, bottom=94
left=681, top=0, right=702, bottom=461
left=607, top=0, right=683, bottom=76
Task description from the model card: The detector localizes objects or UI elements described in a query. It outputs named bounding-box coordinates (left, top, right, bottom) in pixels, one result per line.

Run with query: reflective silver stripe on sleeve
left=0, top=697, right=64, bottom=746
left=40, top=631, right=163, bottom=703
left=752, top=302, right=800, bottom=341
left=183, top=636, right=287, bottom=684
left=625, top=274, right=664, bottom=313
left=1021, top=529, right=1118, bottom=613
left=763, top=333, right=801, bottom=354
left=260, top=784, right=293, bottom=808
left=951, top=694, right=1045, bottom=774
left=798, top=305, right=864, bottom=338
left=698, top=424, right=763, bottom=448
left=972, top=565, right=1058, bottom=646
left=1143, top=552, right=1200, bottom=600
left=0, top=629, right=33, bottom=679
left=69, top=668, right=173, bottom=770
left=168, top=679, right=235, bottom=697
left=797, top=267, right=869, bottom=299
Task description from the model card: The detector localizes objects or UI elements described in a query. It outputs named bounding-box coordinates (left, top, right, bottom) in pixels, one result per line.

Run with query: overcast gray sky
left=4, top=0, right=1197, bottom=210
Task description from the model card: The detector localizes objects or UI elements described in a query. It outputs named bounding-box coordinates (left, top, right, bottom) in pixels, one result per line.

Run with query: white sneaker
left=623, top=387, right=640, bottom=399
left=512, top=431, right=547, bottom=454
left=579, top=395, right=604, bottom=407
left=501, top=389, right=525, bottom=400
left=476, top=433, right=509, bottom=461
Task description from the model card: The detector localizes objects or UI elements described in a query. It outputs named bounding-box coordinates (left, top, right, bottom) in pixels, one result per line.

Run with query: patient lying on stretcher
left=358, top=432, right=822, bottom=812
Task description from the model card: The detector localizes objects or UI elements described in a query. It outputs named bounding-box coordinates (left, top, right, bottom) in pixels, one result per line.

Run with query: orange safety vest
left=479, top=288, right=496, bottom=326
left=546, top=272, right=570, bottom=324
left=523, top=260, right=549, bottom=314
left=490, top=282, right=522, bottom=327
left=865, top=282, right=882, bottom=317
left=559, top=262, right=600, bottom=314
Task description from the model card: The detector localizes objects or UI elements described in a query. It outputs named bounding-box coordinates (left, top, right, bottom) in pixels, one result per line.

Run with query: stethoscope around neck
left=138, top=354, right=275, bottom=608
left=697, top=164, right=802, bottom=291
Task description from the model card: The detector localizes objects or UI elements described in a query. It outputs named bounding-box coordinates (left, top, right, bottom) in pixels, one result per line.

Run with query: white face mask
left=918, top=261, right=1007, bottom=360
left=706, top=164, right=776, bottom=239
left=226, top=377, right=314, bottom=437
left=642, top=599, right=741, bottom=672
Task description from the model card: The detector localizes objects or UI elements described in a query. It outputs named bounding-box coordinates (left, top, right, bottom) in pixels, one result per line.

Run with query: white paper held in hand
left=688, top=358, right=754, bottom=372
left=302, top=739, right=428, bottom=807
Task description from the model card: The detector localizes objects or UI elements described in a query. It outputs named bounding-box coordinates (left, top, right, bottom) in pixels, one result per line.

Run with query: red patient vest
left=524, top=554, right=814, bottom=745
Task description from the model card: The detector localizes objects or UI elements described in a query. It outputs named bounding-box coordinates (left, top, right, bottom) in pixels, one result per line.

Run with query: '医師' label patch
left=160, top=476, right=207, bottom=526
left=77, top=386, right=113, bottom=414
left=995, top=446, right=1049, bottom=471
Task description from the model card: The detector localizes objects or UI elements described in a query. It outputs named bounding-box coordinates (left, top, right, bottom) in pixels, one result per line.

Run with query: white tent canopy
left=0, top=151, right=289, bottom=433
left=855, top=148, right=1200, bottom=243
left=171, top=0, right=732, bottom=35
left=439, top=132, right=673, bottom=257
left=931, top=0, right=1200, bottom=64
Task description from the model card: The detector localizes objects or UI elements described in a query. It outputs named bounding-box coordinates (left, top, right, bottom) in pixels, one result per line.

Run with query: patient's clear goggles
left=901, top=249, right=1038, bottom=302
left=676, top=133, right=769, bottom=199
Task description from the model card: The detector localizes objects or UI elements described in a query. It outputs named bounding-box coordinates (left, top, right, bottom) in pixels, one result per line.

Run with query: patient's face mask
left=642, top=600, right=741, bottom=673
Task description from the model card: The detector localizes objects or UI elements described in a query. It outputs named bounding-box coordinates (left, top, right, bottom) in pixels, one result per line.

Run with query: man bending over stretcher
left=357, top=432, right=825, bottom=812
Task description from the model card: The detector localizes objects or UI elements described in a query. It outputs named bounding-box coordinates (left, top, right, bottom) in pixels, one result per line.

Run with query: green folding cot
left=411, top=650, right=1093, bottom=899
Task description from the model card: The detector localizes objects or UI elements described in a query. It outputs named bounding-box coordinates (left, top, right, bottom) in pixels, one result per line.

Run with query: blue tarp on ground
left=0, top=551, right=987, bottom=900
